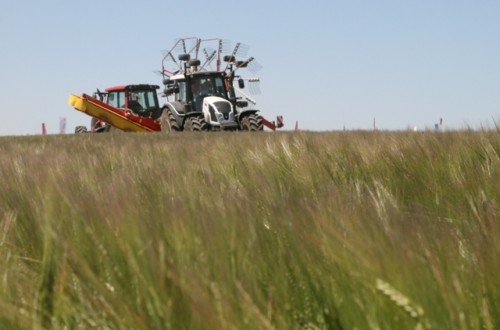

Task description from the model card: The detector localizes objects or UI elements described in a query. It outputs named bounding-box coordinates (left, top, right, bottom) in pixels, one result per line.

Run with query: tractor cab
left=163, top=71, right=240, bottom=130
left=104, top=85, right=162, bottom=119
left=86, top=84, right=161, bottom=132
left=166, top=72, right=229, bottom=112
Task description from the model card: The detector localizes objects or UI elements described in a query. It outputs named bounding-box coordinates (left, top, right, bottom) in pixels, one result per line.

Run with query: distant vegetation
left=0, top=130, right=498, bottom=329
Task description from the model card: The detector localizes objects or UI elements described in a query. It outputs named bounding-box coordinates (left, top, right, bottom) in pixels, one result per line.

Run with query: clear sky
left=1, top=0, right=499, bottom=135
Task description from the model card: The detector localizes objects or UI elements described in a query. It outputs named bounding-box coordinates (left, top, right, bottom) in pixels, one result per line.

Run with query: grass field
left=0, top=130, right=498, bottom=329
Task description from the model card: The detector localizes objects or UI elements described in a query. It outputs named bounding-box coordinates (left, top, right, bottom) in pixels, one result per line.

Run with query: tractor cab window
left=196, top=76, right=228, bottom=99
left=213, top=77, right=227, bottom=98
left=128, top=90, right=159, bottom=116
left=175, top=81, right=187, bottom=103
left=190, top=76, right=228, bottom=111
left=191, top=78, right=204, bottom=111
left=128, top=92, right=143, bottom=113
left=200, top=76, right=228, bottom=98
left=107, top=91, right=126, bottom=108
left=143, top=90, right=158, bottom=109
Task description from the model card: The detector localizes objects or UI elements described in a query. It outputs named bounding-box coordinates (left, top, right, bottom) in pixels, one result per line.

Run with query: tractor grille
left=214, top=101, right=231, bottom=116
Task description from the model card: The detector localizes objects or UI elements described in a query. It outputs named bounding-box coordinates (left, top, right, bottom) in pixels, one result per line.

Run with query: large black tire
left=74, top=126, right=88, bottom=134
left=160, top=108, right=180, bottom=132
left=240, top=113, right=263, bottom=131
left=183, top=115, right=208, bottom=131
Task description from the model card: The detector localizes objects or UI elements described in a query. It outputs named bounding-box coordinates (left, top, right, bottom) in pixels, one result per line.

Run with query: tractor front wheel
left=183, top=115, right=208, bottom=131
left=160, top=108, right=180, bottom=132
left=240, top=113, right=263, bottom=131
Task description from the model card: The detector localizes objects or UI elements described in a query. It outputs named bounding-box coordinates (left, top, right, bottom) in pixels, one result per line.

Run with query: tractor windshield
left=129, top=90, right=158, bottom=111
left=189, top=75, right=228, bottom=111
left=193, top=76, right=228, bottom=99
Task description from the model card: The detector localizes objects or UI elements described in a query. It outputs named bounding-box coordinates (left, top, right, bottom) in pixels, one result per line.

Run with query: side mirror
left=238, top=78, right=245, bottom=89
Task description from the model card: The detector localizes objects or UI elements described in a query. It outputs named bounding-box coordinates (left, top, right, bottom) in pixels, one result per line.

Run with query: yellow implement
left=68, top=94, right=157, bottom=132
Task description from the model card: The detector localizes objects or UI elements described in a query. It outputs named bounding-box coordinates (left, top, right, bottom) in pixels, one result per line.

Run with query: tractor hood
left=202, top=96, right=238, bottom=129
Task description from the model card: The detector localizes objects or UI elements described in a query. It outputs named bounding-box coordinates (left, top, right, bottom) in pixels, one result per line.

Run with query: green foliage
left=0, top=131, right=498, bottom=329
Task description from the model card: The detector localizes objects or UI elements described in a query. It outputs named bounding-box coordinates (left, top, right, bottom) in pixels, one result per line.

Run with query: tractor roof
left=169, top=71, right=225, bottom=81
left=106, top=84, right=160, bottom=92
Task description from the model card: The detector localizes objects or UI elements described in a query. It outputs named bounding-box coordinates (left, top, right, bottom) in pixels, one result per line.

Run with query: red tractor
left=73, top=84, right=162, bottom=133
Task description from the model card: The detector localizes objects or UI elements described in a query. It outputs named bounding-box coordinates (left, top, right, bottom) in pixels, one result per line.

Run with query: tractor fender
left=163, top=103, right=184, bottom=127
left=237, top=109, right=260, bottom=124
left=183, top=111, right=204, bottom=122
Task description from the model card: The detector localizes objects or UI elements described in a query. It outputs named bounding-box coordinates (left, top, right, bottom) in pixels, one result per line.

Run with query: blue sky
left=1, top=0, right=499, bottom=135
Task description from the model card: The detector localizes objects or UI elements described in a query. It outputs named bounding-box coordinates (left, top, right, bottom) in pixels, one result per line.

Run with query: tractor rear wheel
left=160, top=108, right=180, bottom=132
left=74, top=126, right=88, bottom=134
left=183, top=115, right=208, bottom=131
left=240, top=113, right=263, bottom=131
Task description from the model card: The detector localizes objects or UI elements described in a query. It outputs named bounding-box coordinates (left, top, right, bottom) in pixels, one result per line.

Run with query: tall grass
left=0, top=130, right=498, bottom=329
